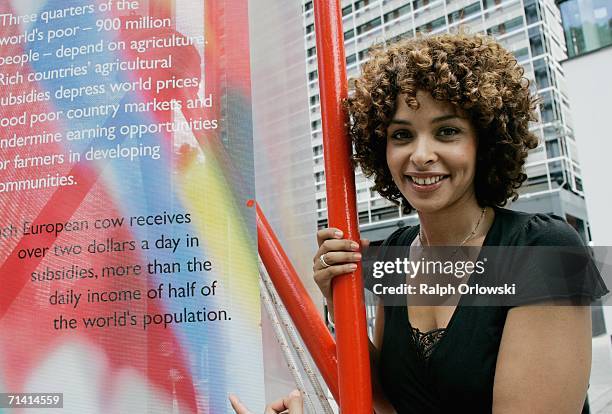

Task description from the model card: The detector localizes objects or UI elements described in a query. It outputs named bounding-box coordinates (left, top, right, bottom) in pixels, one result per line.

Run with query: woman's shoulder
left=493, top=207, right=585, bottom=247
left=493, top=208, right=608, bottom=304
left=380, top=224, right=420, bottom=247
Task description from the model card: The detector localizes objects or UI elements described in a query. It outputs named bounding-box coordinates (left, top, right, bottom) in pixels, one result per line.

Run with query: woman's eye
left=389, top=130, right=412, bottom=140
left=438, top=127, right=460, bottom=137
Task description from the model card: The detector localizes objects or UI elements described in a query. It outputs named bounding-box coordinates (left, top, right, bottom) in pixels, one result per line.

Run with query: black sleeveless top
left=374, top=207, right=608, bottom=414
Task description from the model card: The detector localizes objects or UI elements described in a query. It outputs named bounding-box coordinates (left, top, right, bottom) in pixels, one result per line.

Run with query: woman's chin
left=404, top=197, right=447, bottom=214
left=412, top=204, right=445, bottom=214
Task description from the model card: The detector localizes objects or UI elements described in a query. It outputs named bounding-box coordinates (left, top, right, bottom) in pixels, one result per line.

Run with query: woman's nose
left=410, top=136, right=437, bottom=167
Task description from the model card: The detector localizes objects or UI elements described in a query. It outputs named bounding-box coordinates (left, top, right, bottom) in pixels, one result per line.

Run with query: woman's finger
left=313, top=251, right=361, bottom=271
left=316, top=228, right=343, bottom=246
left=313, top=239, right=359, bottom=267
left=264, top=390, right=303, bottom=414
left=285, top=390, right=303, bottom=413
left=229, top=394, right=254, bottom=414
left=314, top=239, right=360, bottom=260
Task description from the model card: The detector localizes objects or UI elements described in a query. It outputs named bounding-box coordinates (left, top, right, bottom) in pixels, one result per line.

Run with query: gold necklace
left=419, top=207, right=487, bottom=249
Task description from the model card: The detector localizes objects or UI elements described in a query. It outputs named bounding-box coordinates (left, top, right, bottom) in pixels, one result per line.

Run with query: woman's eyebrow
left=431, top=114, right=466, bottom=123
left=389, top=119, right=412, bottom=125
left=389, top=114, right=466, bottom=125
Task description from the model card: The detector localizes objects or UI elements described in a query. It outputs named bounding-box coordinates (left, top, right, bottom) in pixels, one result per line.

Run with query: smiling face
left=385, top=91, right=479, bottom=214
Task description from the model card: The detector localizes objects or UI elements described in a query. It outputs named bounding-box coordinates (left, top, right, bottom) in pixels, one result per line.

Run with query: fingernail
left=334, top=230, right=343, bottom=238
left=348, top=264, right=357, bottom=270
left=351, top=242, right=359, bottom=250
left=354, top=253, right=362, bottom=260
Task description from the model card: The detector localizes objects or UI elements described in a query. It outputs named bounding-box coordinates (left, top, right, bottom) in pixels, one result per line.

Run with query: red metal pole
left=312, top=1, right=373, bottom=413
left=253, top=201, right=340, bottom=401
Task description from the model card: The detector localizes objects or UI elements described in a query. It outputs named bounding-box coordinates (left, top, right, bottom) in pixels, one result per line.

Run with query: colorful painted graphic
left=0, top=1, right=264, bottom=412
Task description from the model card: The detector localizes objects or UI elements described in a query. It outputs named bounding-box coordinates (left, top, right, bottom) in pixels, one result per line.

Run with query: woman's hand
left=313, top=228, right=366, bottom=314
left=229, top=390, right=303, bottom=414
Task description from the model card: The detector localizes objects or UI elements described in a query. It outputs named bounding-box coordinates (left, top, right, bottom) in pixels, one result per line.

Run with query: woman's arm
left=492, top=303, right=592, bottom=414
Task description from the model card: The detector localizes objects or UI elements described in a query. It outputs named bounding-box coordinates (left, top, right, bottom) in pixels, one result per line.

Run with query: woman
left=313, top=33, right=607, bottom=413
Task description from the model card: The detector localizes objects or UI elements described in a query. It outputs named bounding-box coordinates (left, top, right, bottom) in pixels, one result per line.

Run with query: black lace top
left=410, top=327, right=446, bottom=361
left=373, top=207, right=608, bottom=414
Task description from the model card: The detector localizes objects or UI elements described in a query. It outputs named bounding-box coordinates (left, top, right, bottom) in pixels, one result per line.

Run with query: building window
left=372, top=206, right=400, bottom=222
left=342, top=4, right=353, bottom=16
left=487, top=16, right=524, bottom=36
left=417, top=16, right=445, bottom=33
left=524, top=0, right=540, bottom=25
left=448, top=2, right=480, bottom=24
left=513, top=47, right=530, bottom=62
left=311, top=119, right=321, bottom=130
left=538, top=90, right=557, bottom=123
left=355, top=0, right=371, bottom=11
left=304, top=1, right=313, bottom=12
left=533, top=58, right=550, bottom=89
left=413, top=0, right=430, bottom=11
left=344, top=28, right=355, bottom=40
left=306, top=23, right=314, bottom=34
left=482, top=0, right=502, bottom=9
left=528, top=25, right=546, bottom=56
left=308, top=70, right=318, bottom=81
left=310, top=95, right=320, bottom=106
left=546, top=138, right=561, bottom=158
left=358, top=210, right=370, bottom=224
left=307, top=46, right=317, bottom=57
left=346, top=54, right=357, bottom=65
left=357, top=17, right=382, bottom=35
left=384, top=4, right=411, bottom=22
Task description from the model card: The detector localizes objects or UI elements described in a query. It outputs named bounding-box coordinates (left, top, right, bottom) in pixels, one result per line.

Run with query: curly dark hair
left=347, top=32, right=539, bottom=212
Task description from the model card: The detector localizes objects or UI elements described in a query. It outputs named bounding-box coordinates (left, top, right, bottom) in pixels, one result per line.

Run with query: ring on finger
left=319, top=253, right=331, bottom=269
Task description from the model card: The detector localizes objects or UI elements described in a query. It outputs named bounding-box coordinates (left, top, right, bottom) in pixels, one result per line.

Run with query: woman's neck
left=417, top=199, right=491, bottom=246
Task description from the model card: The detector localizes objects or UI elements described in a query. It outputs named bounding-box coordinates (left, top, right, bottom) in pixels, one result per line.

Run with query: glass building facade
left=558, top=0, right=612, bottom=58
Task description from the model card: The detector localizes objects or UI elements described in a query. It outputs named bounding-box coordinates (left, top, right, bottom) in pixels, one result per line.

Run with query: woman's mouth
left=406, top=174, right=449, bottom=192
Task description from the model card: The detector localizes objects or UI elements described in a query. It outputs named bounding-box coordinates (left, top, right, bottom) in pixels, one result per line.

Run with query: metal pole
left=253, top=201, right=340, bottom=401
left=312, top=1, right=373, bottom=412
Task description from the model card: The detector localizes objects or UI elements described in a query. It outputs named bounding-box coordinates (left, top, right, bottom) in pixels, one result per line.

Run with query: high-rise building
left=558, top=0, right=612, bottom=58
left=302, top=0, right=591, bottom=243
